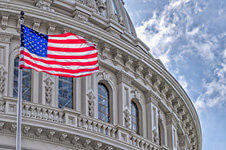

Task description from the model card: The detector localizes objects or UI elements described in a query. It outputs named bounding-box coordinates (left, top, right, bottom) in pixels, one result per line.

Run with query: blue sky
left=123, top=0, right=226, bottom=149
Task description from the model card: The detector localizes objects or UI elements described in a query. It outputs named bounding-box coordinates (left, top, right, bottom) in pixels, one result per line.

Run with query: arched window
left=98, top=83, right=110, bottom=123
left=159, top=122, right=163, bottom=145
left=111, top=0, right=119, bottom=14
left=13, top=57, right=32, bottom=101
left=58, top=77, right=73, bottom=109
left=131, top=101, right=139, bottom=134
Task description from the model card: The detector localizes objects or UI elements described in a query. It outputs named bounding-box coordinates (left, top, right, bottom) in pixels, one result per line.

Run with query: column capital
left=116, top=71, right=133, bottom=85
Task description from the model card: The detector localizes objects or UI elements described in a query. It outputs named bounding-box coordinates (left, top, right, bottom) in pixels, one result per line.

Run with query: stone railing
left=22, top=102, right=64, bottom=123
left=77, top=115, right=117, bottom=138
left=129, top=133, right=161, bottom=150
left=0, top=97, right=166, bottom=150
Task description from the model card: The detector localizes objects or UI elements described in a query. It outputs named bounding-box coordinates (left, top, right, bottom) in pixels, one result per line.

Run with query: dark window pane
left=98, top=83, right=110, bottom=122
left=58, top=77, right=73, bottom=109
left=131, top=101, right=139, bottom=134
left=13, top=57, right=31, bottom=101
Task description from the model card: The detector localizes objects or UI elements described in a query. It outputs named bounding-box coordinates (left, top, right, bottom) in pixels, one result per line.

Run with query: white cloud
left=135, top=0, right=214, bottom=66
left=178, top=75, right=188, bottom=91
left=194, top=53, right=226, bottom=111
left=134, top=0, right=225, bottom=112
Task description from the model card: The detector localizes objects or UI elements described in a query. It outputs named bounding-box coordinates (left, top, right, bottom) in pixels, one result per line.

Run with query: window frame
left=98, top=82, right=111, bottom=123
left=13, top=56, right=33, bottom=102
left=131, top=101, right=139, bottom=134
left=58, top=76, right=75, bottom=109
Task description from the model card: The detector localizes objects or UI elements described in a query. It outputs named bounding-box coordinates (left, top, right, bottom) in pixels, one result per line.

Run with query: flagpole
left=16, top=11, right=24, bottom=150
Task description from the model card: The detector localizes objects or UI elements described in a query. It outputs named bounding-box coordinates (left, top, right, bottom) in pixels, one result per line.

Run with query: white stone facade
left=0, top=0, right=201, bottom=150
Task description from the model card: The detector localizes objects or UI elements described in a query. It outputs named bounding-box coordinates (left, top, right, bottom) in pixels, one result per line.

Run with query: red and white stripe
left=19, top=33, right=99, bottom=78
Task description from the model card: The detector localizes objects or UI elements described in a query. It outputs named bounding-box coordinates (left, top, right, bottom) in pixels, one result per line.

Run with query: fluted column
left=145, top=91, right=159, bottom=143
left=0, top=34, right=12, bottom=98
left=166, top=113, right=178, bottom=150
left=116, top=71, right=133, bottom=127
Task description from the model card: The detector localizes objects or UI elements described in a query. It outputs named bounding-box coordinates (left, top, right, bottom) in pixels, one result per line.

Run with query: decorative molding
left=96, top=0, right=106, bottom=15
left=177, top=105, right=186, bottom=117
left=159, top=83, right=169, bottom=96
left=123, top=109, right=130, bottom=127
left=73, top=10, right=89, bottom=22
left=87, top=90, right=96, bottom=117
left=152, top=76, right=161, bottom=90
left=112, top=49, right=122, bottom=66
left=172, top=98, right=180, bottom=111
left=143, top=69, right=153, bottom=85
left=71, top=136, right=80, bottom=145
left=48, top=23, right=56, bottom=34
left=44, top=77, right=54, bottom=104
left=10, top=123, right=16, bottom=132
left=106, top=27, right=121, bottom=38
left=83, top=139, right=91, bottom=147
left=0, top=101, right=4, bottom=112
left=23, top=125, right=30, bottom=134
left=166, top=113, right=173, bottom=125
left=1, top=13, right=9, bottom=30
left=0, top=65, right=7, bottom=95
left=124, top=56, right=133, bottom=72
left=131, top=89, right=141, bottom=100
left=0, top=34, right=12, bottom=43
left=134, top=61, right=143, bottom=79
left=35, top=128, right=43, bottom=136
left=116, top=71, right=133, bottom=85
left=33, top=19, right=41, bottom=31
left=59, top=133, right=68, bottom=141
left=152, top=128, right=159, bottom=143
left=158, top=110, right=164, bottom=122
left=47, top=130, right=55, bottom=139
left=97, top=70, right=112, bottom=82
left=94, top=141, right=102, bottom=150
left=145, top=90, right=161, bottom=104
left=101, top=43, right=111, bottom=60
left=35, top=0, right=54, bottom=12
left=105, top=146, right=113, bottom=150
left=0, top=122, right=4, bottom=130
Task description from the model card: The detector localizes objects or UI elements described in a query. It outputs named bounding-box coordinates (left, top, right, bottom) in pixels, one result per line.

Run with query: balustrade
left=0, top=97, right=164, bottom=149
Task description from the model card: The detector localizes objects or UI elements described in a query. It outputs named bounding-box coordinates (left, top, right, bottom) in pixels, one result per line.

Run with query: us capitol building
left=0, top=0, right=201, bottom=150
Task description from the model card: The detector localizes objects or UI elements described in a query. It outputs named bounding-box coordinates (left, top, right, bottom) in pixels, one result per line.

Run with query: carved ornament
left=112, top=49, right=122, bottom=66
left=44, top=77, right=54, bottom=103
left=0, top=65, right=7, bottom=94
left=87, top=90, right=96, bottom=117
left=97, top=70, right=111, bottom=81
left=96, top=0, right=106, bottom=14
left=116, top=71, right=132, bottom=85
left=36, top=0, right=54, bottom=12
left=124, top=56, right=133, bottom=72
left=0, top=34, right=12, bottom=43
left=1, top=13, right=9, bottom=30
left=123, top=109, right=130, bottom=127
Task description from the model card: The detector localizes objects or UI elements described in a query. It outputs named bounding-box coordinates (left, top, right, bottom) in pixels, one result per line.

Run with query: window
left=158, top=122, right=164, bottom=145
left=111, top=0, right=119, bottom=14
left=13, top=57, right=32, bottom=101
left=58, top=77, right=73, bottom=109
left=98, top=83, right=110, bottom=122
left=131, top=101, right=139, bottom=134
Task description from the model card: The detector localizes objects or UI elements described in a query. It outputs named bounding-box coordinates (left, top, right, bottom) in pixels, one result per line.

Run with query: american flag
left=20, top=25, right=99, bottom=78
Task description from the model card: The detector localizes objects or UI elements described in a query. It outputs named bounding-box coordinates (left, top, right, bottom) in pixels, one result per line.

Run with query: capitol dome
left=0, top=0, right=201, bottom=150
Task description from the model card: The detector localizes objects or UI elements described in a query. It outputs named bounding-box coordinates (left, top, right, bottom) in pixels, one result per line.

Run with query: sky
left=123, top=0, right=226, bottom=149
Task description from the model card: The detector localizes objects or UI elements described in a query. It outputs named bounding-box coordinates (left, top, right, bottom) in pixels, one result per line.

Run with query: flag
left=20, top=25, right=99, bottom=78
